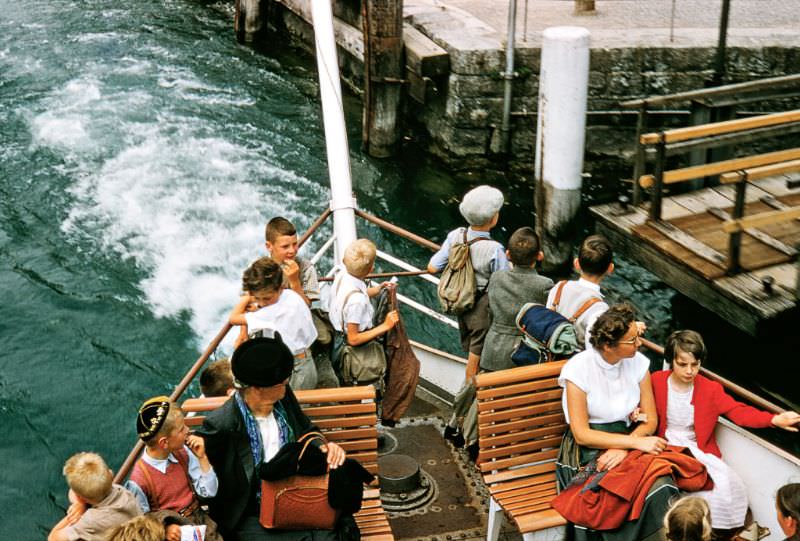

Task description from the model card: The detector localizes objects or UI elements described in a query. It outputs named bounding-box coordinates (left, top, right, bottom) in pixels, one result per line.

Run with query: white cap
left=459, top=185, right=504, bottom=225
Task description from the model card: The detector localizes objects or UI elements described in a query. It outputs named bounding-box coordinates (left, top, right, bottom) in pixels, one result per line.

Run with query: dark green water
left=1, top=1, right=795, bottom=539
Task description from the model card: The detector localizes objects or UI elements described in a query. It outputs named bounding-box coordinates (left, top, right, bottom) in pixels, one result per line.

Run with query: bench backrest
left=474, top=361, right=567, bottom=476
left=182, top=385, right=379, bottom=476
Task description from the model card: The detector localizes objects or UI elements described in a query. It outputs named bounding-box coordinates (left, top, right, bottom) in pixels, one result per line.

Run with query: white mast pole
left=310, top=0, right=357, bottom=265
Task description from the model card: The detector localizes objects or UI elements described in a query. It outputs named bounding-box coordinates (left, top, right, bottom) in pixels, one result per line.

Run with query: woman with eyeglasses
left=555, top=303, right=677, bottom=541
left=651, top=330, right=800, bottom=535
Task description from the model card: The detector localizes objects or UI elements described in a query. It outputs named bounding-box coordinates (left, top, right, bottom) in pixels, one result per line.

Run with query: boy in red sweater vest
left=127, top=397, right=222, bottom=541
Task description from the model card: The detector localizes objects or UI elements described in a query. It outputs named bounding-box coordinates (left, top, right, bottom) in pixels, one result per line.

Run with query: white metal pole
left=310, top=0, right=357, bottom=264
left=534, top=26, right=590, bottom=270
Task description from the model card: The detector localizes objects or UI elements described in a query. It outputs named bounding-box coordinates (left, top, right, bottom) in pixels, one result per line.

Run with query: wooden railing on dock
left=621, top=73, right=800, bottom=207
left=632, top=105, right=800, bottom=274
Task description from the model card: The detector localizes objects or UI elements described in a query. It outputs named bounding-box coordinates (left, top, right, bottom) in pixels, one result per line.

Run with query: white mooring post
left=310, top=0, right=358, bottom=264
left=534, top=26, right=590, bottom=271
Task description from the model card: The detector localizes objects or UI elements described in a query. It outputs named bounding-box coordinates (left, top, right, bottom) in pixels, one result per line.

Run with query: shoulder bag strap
left=569, top=297, right=602, bottom=323
left=341, top=289, right=365, bottom=330
left=459, top=228, right=490, bottom=247
left=551, top=280, right=568, bottom=311
left=295, top=431, right=328, bottom=472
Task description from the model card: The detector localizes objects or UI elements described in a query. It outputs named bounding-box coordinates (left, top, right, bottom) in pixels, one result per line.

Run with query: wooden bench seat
left=182, top=385, right=394, bottom=541
left=474, top=361, right=568, bottom=541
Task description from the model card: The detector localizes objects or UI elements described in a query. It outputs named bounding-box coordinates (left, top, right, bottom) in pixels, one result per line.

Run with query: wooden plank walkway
left=590, top=172, right=800, bottom=335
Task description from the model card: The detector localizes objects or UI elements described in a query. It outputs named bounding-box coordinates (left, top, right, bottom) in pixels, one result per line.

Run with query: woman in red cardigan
left=652, top=330, right=800, bottom=533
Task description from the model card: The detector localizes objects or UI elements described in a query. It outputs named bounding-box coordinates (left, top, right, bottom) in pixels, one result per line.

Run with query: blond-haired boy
left=126, top=397, right=222, bottom=541
left=106, top=515, right=165, bottom=541
left=329, top=239, right=398, bottom=350
left=48, top=452, right=141, bottom=541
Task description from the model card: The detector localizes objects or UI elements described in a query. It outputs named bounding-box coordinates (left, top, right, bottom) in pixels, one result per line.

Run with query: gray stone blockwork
left=271, top=1, right=799, bottom=180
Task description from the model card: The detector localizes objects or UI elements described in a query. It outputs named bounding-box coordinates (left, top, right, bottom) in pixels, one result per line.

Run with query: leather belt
left=178, top=498, right=200, bottom=518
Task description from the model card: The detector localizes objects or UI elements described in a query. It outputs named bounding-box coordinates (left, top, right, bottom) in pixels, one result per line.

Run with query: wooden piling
left=236, top=0, right=264, bottom=42
left=574, top=0, right=596, bottom=15
left=361, top=0, right=404, bottom=158
left=726, top=178, right=747, bottom=274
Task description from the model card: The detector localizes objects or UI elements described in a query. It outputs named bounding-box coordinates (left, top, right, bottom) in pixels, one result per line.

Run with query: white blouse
left=256, top=413, right=281, bottom=463
left=558, top=347, right=650, bottom=425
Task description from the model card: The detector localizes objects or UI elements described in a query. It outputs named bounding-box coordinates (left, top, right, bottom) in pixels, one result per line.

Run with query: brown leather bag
left=259, top=432, right=339, bottom=530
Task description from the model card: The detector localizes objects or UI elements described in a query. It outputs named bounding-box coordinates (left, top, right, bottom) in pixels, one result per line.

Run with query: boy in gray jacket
left=480, top=226, right=554, bottom=372
left=453, top=227, right=553, bottom=458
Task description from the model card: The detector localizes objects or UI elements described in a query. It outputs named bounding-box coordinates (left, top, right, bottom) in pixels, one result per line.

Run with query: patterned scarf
left=234, top=390, right=295, bottom=501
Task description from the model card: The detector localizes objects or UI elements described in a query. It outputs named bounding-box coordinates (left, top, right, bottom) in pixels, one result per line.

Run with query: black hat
left=137, top=396, right=171, bottom=441
left=231, top=333, right=293, bottom=388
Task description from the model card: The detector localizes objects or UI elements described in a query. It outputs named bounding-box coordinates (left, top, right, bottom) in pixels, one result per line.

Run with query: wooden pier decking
left=590, top=172, right=800, bottom=336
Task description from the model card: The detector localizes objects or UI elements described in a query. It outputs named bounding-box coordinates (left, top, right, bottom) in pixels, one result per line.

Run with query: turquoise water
left=0, top=2, right=468, bottom=536
left=1, top=1, right=794, bottom=539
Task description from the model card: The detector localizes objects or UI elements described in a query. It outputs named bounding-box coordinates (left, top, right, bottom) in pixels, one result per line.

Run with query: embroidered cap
left=231, top=332, right=293, bottom=388
left=137, top=396, right=171, bottom=441
left=459, top=185, right=504, bottom=226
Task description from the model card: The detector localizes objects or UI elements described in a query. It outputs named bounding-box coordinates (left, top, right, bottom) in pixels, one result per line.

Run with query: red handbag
left=259, top=432, right=339, bottom=530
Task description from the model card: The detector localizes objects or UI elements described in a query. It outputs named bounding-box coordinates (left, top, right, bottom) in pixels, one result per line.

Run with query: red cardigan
left=652, top=370, right=774, bottom=458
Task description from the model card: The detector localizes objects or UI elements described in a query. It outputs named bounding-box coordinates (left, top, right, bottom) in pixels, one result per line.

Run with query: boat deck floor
left=380, top=389, right=524, bottom=540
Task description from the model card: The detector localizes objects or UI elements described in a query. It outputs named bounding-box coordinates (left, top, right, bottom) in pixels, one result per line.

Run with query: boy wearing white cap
left=427, top=186, right=509, bottom=445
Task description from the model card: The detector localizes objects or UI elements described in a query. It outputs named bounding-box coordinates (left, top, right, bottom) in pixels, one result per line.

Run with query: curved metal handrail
left=113, top=322, right=234, bottom=483
left=354, top=208, right=441, bottom=252
left=113, top=209, right=334, bottom=483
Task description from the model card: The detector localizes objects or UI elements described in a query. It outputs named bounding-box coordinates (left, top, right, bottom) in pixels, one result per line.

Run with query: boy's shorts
left=457, top=292, right=490, bottom=355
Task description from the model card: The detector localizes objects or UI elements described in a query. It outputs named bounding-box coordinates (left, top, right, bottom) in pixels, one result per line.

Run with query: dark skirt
left=556, top=425, right=678, bottom=541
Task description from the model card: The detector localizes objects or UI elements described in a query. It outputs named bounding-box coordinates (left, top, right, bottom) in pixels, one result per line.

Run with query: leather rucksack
left=436, top=229, right=488, bottom=315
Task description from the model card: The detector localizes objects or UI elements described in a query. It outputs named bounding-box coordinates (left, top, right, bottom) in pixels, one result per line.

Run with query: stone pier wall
left=267, top=0, right=800, bottom=184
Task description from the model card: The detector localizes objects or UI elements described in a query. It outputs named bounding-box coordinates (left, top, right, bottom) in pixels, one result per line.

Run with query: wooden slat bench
left=474, top=361, right=568, bottom=541
left=182, top=385, right=394, bottom=541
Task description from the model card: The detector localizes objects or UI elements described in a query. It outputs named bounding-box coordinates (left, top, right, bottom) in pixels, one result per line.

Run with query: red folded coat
left=551, top=445, right=713, bottom=531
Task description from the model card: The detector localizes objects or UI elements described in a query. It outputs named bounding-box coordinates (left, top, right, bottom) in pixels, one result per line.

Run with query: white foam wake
left=30, top=73, right=327, bottom=348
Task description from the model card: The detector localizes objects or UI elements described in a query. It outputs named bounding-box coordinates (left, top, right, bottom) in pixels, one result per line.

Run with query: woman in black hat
left=196, top=333, right=354, bottom=540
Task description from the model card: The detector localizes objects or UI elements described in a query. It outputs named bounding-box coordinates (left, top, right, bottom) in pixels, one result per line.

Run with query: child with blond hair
left=107, top=515, right=165, bottom=541
left=329, top=239, right=398, bottom=345
left=664, top=496, right=712, bottom=541
left=328, top=239, right=398, bottom=386
left=126, top=397, right=222, bottom=541
left=48, top=452, right=141, bottom=541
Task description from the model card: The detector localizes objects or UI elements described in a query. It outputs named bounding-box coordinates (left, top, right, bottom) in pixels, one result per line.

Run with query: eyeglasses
left=616, top=335, right=641, bottom=346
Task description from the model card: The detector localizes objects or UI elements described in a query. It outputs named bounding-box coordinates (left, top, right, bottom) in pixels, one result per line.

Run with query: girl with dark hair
left=777, top=483, right=800, bottom=541
left=652, top=330, right=800, bottom=531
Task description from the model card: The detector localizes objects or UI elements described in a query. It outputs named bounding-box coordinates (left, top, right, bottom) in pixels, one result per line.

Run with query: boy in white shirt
left=545, top=234, right=612, bottom=349
left=229, top=257, right=318, bottom=390
left=329, top=239, right=398, bottom=380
